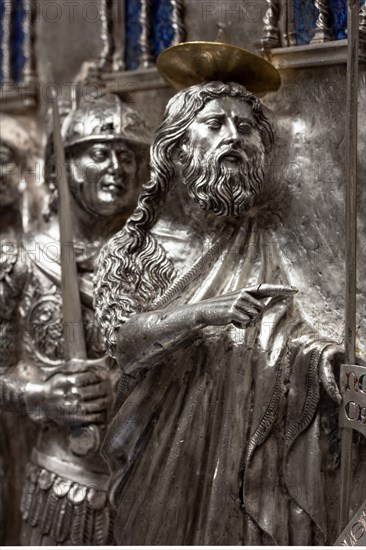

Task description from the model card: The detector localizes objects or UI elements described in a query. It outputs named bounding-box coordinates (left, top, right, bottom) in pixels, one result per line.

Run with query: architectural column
left=311, top=0, right=333, bottom=44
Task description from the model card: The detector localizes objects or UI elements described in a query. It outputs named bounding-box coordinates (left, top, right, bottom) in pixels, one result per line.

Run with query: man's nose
left=107, top=150, right=119, bottom=174
left=223, top=118, right=240, bottom=144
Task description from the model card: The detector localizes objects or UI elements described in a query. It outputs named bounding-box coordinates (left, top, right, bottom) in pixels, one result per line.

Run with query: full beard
left=181, top=144, right=266, bottom=217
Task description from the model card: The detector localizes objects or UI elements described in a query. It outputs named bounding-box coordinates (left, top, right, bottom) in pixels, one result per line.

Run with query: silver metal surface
left=112, top=0, right=126, bottom=71
left=0, top=0, right=13, bottom=85
left=360, top=0, right=366, bottom=36
left=0, top=115, right=40, bottom=546
left=98, top=0, right=126, bottom=73
left=138, top=0, right=154, bottom=69
left=270, top=39, right=366, bottom=69
left=50, top=87, right=86, bottom=361
left=262, top=0, right=281, bottom=47
left=336, top=497, right=366, bottom=545
left=94, top=80, right=358, bottom=545
left=98, top=0, right=114, bottom=71
left=339, top=0, right=360, bottom=532
left=286, top=0, right=297, bottom=46
left=170, top=0, right=186, bottom=46
left=1, top=0, right=366, bottom=545
left=311, top=0, right=333, bottom=44
left=21, top=0, right=37, bottom=85
left=339, top=364, right=366, bottom=437
left=0, top=92, right=150, bottom=546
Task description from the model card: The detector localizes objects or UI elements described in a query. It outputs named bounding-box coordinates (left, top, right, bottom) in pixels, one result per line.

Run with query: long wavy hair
left=95, top=82, right=274, bottom=357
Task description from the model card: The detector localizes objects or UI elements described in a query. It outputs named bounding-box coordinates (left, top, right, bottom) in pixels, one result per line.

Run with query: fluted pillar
left=262, top=0, right=281, bottom=47
left=112, top=0, right=125, bottom=71
left=360, top=0, right=366, bottom=37
left=21, top=0, right=37, bottom=84
left=286, top=0, right=297, bottom=46
left=311, top=0, right=333, bottom=44
left=170, top=0, right=185, bottom=46
left=138, top=0, right=153, bottom=69
left=0, top=0, right=13, bottom=85
left=98, top=0, right=114, bottom=71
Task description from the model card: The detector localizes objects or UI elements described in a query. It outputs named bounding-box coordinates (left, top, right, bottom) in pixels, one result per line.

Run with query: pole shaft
left=339, top=0, right=359, bottom=532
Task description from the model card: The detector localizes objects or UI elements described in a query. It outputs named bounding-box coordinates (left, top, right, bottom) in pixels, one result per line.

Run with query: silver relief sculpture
left=0, top=92, right=150, bottom=545
left=94, top=62, right=357, bottom=543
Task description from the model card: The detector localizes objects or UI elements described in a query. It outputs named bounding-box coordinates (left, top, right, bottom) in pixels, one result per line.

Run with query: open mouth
left=220, top=150, right=243, bottom=163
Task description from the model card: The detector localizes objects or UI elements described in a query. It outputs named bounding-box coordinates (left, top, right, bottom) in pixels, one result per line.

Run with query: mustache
left=216, top=145, right=246, bottom=163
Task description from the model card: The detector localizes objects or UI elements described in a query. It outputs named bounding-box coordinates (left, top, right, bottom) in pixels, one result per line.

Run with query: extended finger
left=218, top=289, right=264, bottom=309
left=245, top=284, right=298, bottom=299
left=210, top=293, right=263, bottom=314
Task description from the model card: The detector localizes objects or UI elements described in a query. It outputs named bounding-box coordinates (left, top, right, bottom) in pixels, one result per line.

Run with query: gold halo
left=157, top=41, right=281, bottom=95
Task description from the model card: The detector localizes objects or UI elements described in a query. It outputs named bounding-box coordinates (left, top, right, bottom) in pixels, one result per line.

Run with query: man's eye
left=206, top=119, right=222, bottom=130
left=238, top=124, right=252, bottom=135
left=90, top=150, right=108, bottom=162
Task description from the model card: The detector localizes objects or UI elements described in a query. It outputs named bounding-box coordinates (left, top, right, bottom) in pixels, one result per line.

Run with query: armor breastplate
left=19, top=234, right=106, bottom=373
left=18, top=233, right=117, bottom=466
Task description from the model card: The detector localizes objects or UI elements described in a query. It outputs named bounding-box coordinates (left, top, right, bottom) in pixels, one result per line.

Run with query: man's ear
left=177, top=136, right=189, bottom=165
left=180, top=140, right=188, bottom=154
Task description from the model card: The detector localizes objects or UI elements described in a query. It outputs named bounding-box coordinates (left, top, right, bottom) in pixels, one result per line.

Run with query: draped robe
left=102, top=218, right=341, bottom=545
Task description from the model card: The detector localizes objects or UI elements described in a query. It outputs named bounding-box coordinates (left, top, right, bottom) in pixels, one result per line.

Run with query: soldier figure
left=0, top=116, right=40, bottom=545
left=0, top=115, right=34, bottom=367
left=0, top=92, right=150, bottom=545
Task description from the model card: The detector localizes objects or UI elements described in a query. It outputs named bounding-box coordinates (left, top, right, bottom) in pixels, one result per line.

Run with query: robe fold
left=102, top=220, right=339, bottom=545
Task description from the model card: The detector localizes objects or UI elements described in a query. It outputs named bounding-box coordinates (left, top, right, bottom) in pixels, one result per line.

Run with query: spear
left=338, top=0, right=360, bottom=532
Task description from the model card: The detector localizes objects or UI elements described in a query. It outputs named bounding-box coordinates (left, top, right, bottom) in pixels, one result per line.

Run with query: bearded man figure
left=0, top=92, right=150, bottom=545
left=95, top=79, right=348, bottom=545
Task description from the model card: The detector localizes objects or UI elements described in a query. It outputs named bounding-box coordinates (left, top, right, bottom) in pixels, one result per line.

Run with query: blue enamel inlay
left=329, top=0, right=364, bottom=40
left=125, top=0, right=142, bottom=70
left=12, top=0, right=26, bottom=83
left=0, top=0, right=4, bottom=83
left=329, top=0, right=347, bottom=39
left=293, top=0, right=318, bottom=45
left=151, top=0, right=175, bottom=60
